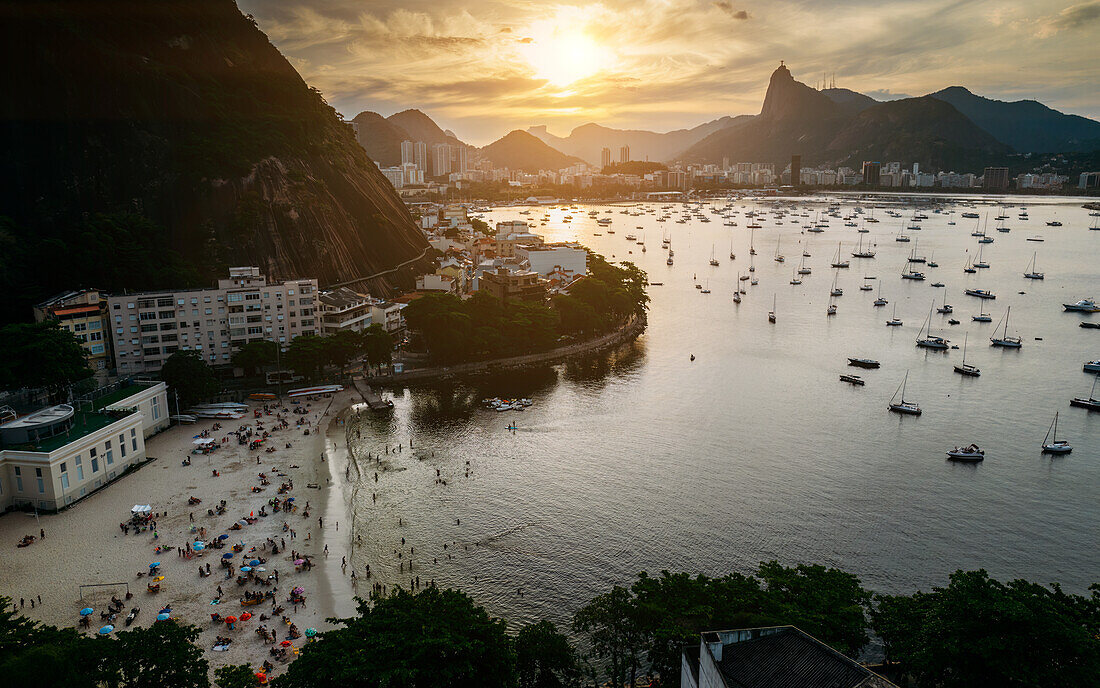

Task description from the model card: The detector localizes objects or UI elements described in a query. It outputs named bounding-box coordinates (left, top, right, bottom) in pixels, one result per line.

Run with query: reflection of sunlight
left=520, top=18, right=611, bottom=86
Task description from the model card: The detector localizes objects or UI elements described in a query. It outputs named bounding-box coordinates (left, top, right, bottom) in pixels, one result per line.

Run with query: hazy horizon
left=239, top=0, right=1100, bottom=146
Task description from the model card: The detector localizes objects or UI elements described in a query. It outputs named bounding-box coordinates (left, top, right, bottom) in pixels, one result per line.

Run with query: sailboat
left=701, top=279, right=711, bottom=294
left=973, top=243, right=989, bottom=269
left=710, top=244, right=719, bottom=267
left=1070, top=376, right=1100, bottom=410
left=831, top=242, right=850, bottom=268
left=927, top=251, right=938, bottom=268
left=916, top=304, right=949, bottom=349
left=954, top=333, right=980, bottom=376
left=830, top=271, right=843, bottom=296
left=1023, top=252, right=1044, bottom=279
left=774, top=237, right=785, bottom=263
left=886, top=301, right=902, bottom=326
left=749, top=227, right=756, bottom=254
left=895, top=225, right=910, bottom=242
left=729, top=237, right=736, bottom=261
left=990, top=307, right=1022, bottom=347
left=972, top=309, right=992, bottom=322
left=768, top=294, right=776, bottom=323
left=963, top=254, right=976, bottom=273
left=790, top=268, right=802, bottom=285
left=827, top=297, right=837, bottom=315
left=797, top=255, right=812, bottom=275
left=873, top=281, right=888, bottom=307
left=852, top=233, right=875, bottom=258
left=1041, top=412, right=1072, bottom=454
left=937, top=289, right=953, bottom=314
left=749, top=254, right=755, bottom=272
left=888, top=371, right=922, bottom=415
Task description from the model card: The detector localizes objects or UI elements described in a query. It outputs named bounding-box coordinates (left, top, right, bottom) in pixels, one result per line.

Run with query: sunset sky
left=239, top=0, right=1100, bottom=146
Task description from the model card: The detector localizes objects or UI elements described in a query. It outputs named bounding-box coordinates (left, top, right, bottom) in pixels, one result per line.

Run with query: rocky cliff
left=0, top=0, right=430, bottom=323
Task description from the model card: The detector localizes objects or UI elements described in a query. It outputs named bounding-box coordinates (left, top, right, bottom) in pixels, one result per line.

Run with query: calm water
left=346, top=193, right=1100, bottom=631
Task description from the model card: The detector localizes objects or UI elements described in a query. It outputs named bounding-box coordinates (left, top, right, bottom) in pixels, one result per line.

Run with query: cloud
left=1052, top=1, right=1100, bottom=29
left=713, top=2, right=750, bottom=20
left=864, top=89, right=914, bottom=101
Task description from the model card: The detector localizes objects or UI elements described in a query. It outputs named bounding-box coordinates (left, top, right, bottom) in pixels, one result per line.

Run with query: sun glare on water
left=520, top=21, right=610, bottom=87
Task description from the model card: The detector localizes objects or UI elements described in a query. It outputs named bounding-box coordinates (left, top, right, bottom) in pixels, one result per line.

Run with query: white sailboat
left=886, top=301, right=902, bottom=326
left=830, top=271, right=843, bottom=296
left=954, top=333, right=980, bottom=376
left=873, top=281, right=888, bottom=307
left=990, top=307, right=1022, bottom=347
left=1041, top=412, right=1072, bottom=454
left=710, top=244, right=719, bottom=267
left=1023, top=252, right=1044, bottom=280
left=749, top=227, right=756, bottom=255
left=937, top=289, right=953, bottom=314
left=831, top=242, right=850, bottom=268
left=729, top=237, right=736, bottom=261
left=852, top=233, right=875, bottom=258
left=916, top=304, right=949, bottom=349
left=768, top=294, right=776, bottom=323
left=774, top=237, right=785, bottom=263
left=888, top=371, right=922, bottom=415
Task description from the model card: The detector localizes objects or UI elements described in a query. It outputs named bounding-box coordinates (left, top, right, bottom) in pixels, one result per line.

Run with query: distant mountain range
left=479, top=130, right=583, bottom=173
left=351, top=109, right=467, bottom=167
left=526, top=117, right=749, bottom=166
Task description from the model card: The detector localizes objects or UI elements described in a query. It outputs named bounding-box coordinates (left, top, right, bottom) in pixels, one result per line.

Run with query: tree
left=215, top=664, right=259, bottom=688
left=159, top=351, right=219, bottom=408
left=231, top=340, right=279, bottom=376
left=274, top=587, right=515, bottom=688
left=284, top=334, right=328, bottom=380
left=98, top=622, right=209, bottom=688
left=0, top=321, right=92, bottom=394
left=323, top=330, right=363, bottom=373
left=871, top=570, right=1100, bottom=688
left=572, top=586, right=641, bottom=688
left=361, top=324, right=393, bottom=368
left=755, top=561, right=871, bottom=657
left=515, top=620, right=581, bottom=688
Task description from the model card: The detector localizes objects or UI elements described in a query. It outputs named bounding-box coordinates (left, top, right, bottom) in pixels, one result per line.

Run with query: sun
left=520, top=21, right=610, bottom=87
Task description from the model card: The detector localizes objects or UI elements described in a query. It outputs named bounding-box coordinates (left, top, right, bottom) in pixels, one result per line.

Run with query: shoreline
left=366, top=314, right=646, bottom=386
left=0, top=389, right=360, bottom=680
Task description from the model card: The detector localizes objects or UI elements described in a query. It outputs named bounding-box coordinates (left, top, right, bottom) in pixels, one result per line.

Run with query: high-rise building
left=619, top=145, right=630, bottom=163
left=861, top=161, right=882, bottom=186
left=601, top=147, right=611, bottom=169
left=432, top=144, right=452, bottom=177
left=450, top=145, right=468, bottom=175
left=1079, top=171, right=1100, bottom=189
left=400, top=140, right=415, bottom=166
left=982, top=167, right=1010, bottom=190
left=414, top=142, right=428, bottom=173
left=790, top=155, right=801, bottom=187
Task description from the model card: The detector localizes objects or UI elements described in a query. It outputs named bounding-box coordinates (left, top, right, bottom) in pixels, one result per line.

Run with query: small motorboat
left=839, top=374, right=865, bottom=386
left=1082, top=322, right=1100, bottom=329
left=947, top=444, right=985, bottom=462
left=1063, top=299, right=1100, bottom=313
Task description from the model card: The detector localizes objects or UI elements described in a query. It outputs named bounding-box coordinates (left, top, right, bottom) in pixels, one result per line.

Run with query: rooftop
left=3, top=407, right=130, bottom=453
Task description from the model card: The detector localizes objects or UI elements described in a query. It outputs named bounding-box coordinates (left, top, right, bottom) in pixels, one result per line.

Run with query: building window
left=120, top=434, right=127, bottom=458
left=37, top=478, right=44, bottom=493
left=91, top=457, right=99, bottom=473
left=61, top=474, right=69, bottom=489
left=76, top=455, right=84, bottom=481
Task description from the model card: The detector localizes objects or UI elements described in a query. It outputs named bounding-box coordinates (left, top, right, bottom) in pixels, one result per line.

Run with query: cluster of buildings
left=377, top=139, right=471, bottom=189
left=414, top=205, right=588, bottom=303
left=32, top=267, right=407, bottom=382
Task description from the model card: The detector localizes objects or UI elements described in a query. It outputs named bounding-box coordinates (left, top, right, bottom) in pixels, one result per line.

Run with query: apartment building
left=106, top=267, right=319, bottom=375
left=33, top=289, right=112, bottom=382
left=318, top=288, right=374, bottom=335
left=0, top=380, right=168, bottom=512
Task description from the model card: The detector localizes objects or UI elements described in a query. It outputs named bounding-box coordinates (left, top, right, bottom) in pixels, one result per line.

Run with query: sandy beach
left=0, top=389, right=360, bottom=679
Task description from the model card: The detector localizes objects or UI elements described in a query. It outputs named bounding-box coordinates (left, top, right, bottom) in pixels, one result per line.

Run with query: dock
left=352, top=379, right=394, bottom=412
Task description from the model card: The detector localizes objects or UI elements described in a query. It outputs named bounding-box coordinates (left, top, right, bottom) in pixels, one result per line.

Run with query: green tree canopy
left=515, top=620, right=581, bottom=688
left=0, top=321, right=92, bottom=394
left=160, top=351, right=219, bottom=408
left=231, top=340, right=279, bottom=375
left=274, top=587, right=515, bottom=688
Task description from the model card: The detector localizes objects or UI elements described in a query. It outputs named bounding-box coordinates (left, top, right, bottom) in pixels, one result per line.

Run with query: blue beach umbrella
left=249, top=559, right=260, bottom=566
left=156, top=613, right=170, bottom=621
left=79, top=607, right=94, bottom=616
left=99, top=625, right=114, bottom=634
left=222, top=553, right=234, bottom=559
left=240, top=566, right=252, bottom=572
left=193, top=541, right=205, bottom=551
left=149, top=562, right=161, bottom=568
left=217, top=534, right=229, bottom=540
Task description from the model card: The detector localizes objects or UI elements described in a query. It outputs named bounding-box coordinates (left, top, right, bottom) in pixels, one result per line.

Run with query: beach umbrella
left=240, top=566, right=252, bottom=572
left=222, top=553, right=234, bottom=559
left=293, top=559, right=304, bottom=566
left=149, top=562, right=160, bottom=568
left=99, top=625, right=114, bottom=634
left=285, top=497, right=295, bottom=502
left=240, top=612, right=252, bottom=621
left=280, top=640, right=292, bottom=647
left=153, top=576, right=165, bottom=582
left=255, top=567, right=266, bottom=572
left=159, top=607, right=172, bottom=614
left=224, top=615, right=238, bottom=625
left=304, top=628, right=317, bottom=638
left=249, top=559, right=261, bottom=566
left=255, top=673, right=267, bottom=685
left=79, top=608, right=94, bottom=616
left=192, top=541, right=205, bottom=551
left=217, top=534, right=229, bottom=540
left=292, top=587, right=305, bottom=595
left=237, top=519, right=248, bottom=527
left=156, top=613, right=170, bottom=621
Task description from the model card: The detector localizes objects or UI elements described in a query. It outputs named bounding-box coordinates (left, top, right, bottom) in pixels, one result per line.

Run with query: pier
left=352, top=380, right=395, bottom=412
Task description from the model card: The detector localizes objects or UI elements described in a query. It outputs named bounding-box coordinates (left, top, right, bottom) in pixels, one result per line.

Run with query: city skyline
left=240, top=0, right=1100, bottom=145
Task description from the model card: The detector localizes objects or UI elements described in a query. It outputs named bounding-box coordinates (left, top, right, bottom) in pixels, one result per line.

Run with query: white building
left=415, top=273, right=458, bottom=293
left=106, top=267, right=319, bottom=375
left=369, top=299, right=406, bottom=339
left=0, top=381, right=168, bottom=512
left=318, top=288, right=374, bottom=335
left=515, top=243, right=587, bottom=281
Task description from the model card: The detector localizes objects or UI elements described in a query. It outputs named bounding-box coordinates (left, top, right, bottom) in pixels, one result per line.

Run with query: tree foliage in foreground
left=0, top=320, right=92, bottom=394
left=160, top=350, right=220, bottom=408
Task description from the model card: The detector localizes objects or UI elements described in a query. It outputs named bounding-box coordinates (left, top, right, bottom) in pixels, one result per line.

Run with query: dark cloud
left=1051, top=1, right=1100, bottom=29
left=713, top=2, right=750, bottom=20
